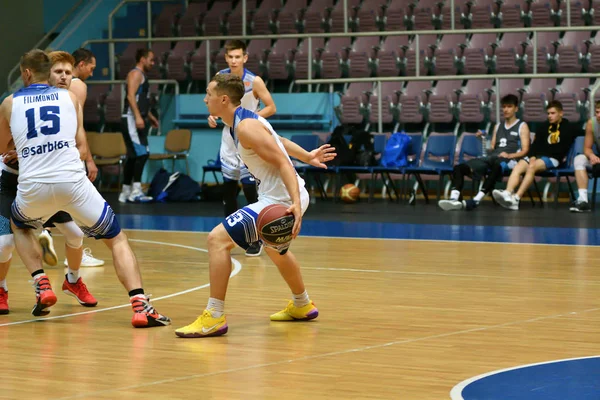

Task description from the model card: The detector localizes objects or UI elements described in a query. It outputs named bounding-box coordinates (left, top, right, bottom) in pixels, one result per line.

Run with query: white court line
left=122, top=227, right=600, bottom=248
left=0, top=239, right=242, bottom=328
left=449, top=355, right=600, bottom=400
left=55, top=306, right=600, bottom=400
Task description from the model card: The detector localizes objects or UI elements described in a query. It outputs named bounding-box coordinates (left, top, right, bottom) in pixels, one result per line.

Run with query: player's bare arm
left=126, top=69, right=145, bottom=129
left=237, top=119, right=302, bottom=237
left=511, top=123, right=531, bottom=159
left=70, top=79, right=88, bottom=106
left=279, top=137, right=337, bottom=168
left=253, top=76, right=276, bottom=118
left=148, top=110, right=159, bottom=128
left=0, top=96, right=14, bottom=154
left=69, top=92, right=88, bottom=161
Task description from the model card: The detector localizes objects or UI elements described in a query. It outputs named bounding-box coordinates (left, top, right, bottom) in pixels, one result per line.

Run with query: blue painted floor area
left=456, top=357, right=600, bottom=400
left=117, top=214, right=600, bottom=246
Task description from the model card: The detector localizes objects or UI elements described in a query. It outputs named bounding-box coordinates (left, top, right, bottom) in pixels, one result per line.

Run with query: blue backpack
left=381, top=132, right=411, bottom=168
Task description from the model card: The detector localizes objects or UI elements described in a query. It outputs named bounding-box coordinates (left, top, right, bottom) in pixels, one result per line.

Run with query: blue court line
left=451, top=356, right=600, bottom=400
left=117, top=214, right=600, bottom=246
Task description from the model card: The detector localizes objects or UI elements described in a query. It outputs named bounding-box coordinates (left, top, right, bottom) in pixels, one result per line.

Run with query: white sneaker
left=118, top=191, right=130, bottom=203
left=127, top=189, right=153, bottom=203
left=438, top=199, right=464, bottom=211
left=64, top=248, right=105, bottom=267
left=492, top=189, right=508, bottom=205
left=38, top=229, right=58, bottom=266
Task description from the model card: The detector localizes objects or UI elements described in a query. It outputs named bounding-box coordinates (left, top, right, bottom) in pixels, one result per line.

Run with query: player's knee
left=0, top=234, right=14, bottom=263
left=208, top=225, right=234, bottom=251
left=55, top=221, right=84, bottom=248
left=574, top=154, right=588, bottom=171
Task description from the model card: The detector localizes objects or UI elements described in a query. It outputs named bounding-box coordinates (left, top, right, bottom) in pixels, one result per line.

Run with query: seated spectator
left=439, top=94, right=530, bottom=211
left=493, top=100, right=581, bottom=210
left=570, top=101, right=600, bottom=212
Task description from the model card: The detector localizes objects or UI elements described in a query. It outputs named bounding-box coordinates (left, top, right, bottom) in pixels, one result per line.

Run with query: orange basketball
left=257, top=204, right=295, bottom=246
left=340, top=184, right=360, bottom=203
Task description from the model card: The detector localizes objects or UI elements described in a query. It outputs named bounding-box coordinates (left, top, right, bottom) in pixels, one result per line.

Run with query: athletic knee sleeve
left=242, top=182, right=258, bottom=204
left=54, top=221, right=84, bottom=248
left=574, top=154, right=590, bottom=171
left=222, top=180, right=240, bottom=217
left=0, top=235, right=14, bottom=263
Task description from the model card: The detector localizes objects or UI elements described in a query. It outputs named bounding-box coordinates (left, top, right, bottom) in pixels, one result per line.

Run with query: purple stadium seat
left=190, top=40, right=220, bottom=82
left=497, top=0, right=527, bottom=28
left=382, top=0, right=408, bottom=30
left=293, top=37, right=326, bottom=79
left=462, top=33, right=497, bottom=74
left=521, top=79, right=557, bottom=122
left=492, top=33, right=527, bottom=73
left=245, top=40, right=270, bottom=78
left=202, top=1, right=232, bottom=36
left=376, top=36, right=409, bottom=77
left=369, top=82, right=404, bottom=125
left=154, top=4, right=183, bottom=37
left=339, top=82, right=373, bottom=124
left=303, top=0, right=333, bottom=33
left=398, top=81, right=432, bottom=124
left=226, top=0, right=257, bottom=35
left=166, top=41, right=195, bottom=82
left=321, top=37, right=352, bottom=79
left=118, top=43, right=146, bottom=79
left=489, top=79, right=525, bottom=122
left=427, top=80, right=463, bottom=123
left=412, top=0, right=440, bottom=30
left=458, top=79, right=495, bottom=123
left=328, top=0, right=360, bottom=32
left=148, top=41, right=172, bottom=79
left=103, top=87, right=123, bottom=125
left=348, top=36, right=380, bottom=78
left=402, top=34, right=438, bottom=76
left=554, top=31, right=589, bottom=73
left=252, top=0, right=282, bottom=35
left=554, top=78, right=590, bottom=122
left=466, top=0, right=498, bottom=28
left=529, top=0, right=558, bottom=27
left=523, top=31, right=559, bottom=73
left=591, top=1, right=600, bottom=26
left=431, top=34, right=467, bottom=75
left=438, top=1, right=467, bottom=29
left=266, top=39, right=298, bottom=80
left=354, top=0, right=387, bottom=32
left=179, top=3, right=208, bottom=36
left=83, top=84, right=109, bottom=126
left=277, top=0, right=306, bottom=34
left=557, top=0, right=585, bottom=26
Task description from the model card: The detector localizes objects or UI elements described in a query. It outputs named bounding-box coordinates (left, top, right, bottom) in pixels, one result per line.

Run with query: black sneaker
left=569, top=200, right=591, bottom=213
left=464, top=199, right=479, bottom=211
left=245, top=242, right=263, bottom=257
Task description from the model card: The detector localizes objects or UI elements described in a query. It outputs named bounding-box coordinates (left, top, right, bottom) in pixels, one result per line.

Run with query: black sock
left=128, top=288, right=145, bottom=297
left=31, top=269, right=45, bottom=278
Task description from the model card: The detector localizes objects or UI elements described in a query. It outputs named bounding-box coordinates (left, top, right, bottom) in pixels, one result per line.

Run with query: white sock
left=66, top=267, right=79, bottom=283
left=474, top=191, right=485, bottom=202
left=121, top=184, right=131, bottom=194
left=514, top=194, right=520, bottom=201
left=207, top=297, right=225, bottom=317
left=130, top=293, right=146, bottom=301
left=132, top=182, right=142, bottom=192
left=450, top=190, right=460, bottom=201
left=578, top=189, right=588, bottom=202
left=0, top=279, right=7, bottom=291
left=33, top=272, right=45, bottom=281
left=292, top=290, right=310, bottom=308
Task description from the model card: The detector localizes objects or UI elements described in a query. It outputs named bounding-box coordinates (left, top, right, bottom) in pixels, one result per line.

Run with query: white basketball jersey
left=10, top=84, right=85, bottom=183
left=218, top=68, right=259, bottom=111
left=232, top=107, right=307, bottom=203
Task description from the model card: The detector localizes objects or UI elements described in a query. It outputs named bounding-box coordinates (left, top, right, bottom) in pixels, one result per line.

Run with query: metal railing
left=296, top=74, right=600, bottom=134
left=6, top=0, right=86, bottom=91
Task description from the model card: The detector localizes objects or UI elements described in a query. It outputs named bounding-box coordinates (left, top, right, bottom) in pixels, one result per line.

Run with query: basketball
left=340, top=184, right=360, bottom=203
left=257, top=204, right=295, bottom=246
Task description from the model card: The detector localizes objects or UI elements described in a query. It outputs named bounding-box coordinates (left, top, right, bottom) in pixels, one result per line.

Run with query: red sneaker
left=62, top=276, right=98, bottom=307
left=0, top=288, right=8, bottom=314
left=32, top=275, right=57, bottom=316
left=130, top=296, right=171, bottom=328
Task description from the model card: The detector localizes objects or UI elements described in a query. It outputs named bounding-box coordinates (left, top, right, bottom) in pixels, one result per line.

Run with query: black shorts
left=465, top=156, right=509, bottom=180
left=43, top=211, right=74, bottom=228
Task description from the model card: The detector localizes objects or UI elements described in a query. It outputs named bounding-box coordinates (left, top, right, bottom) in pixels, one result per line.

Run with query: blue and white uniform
left=217, top=68, right=259, bottom=183
left=223, top=107, right=309, bottom=253
left=9, top=84, right=120, bottom=239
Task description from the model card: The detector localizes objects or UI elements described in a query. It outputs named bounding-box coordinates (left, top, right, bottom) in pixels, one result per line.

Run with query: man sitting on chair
left=438, top=94, right=530, bottom=211
left=493, top=100, right=581, bottom=211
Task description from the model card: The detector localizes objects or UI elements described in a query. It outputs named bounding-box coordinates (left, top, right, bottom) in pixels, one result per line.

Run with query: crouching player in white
left=176, top=74, right=336, bottom=338
left=0, top=49, right=170, bottom=327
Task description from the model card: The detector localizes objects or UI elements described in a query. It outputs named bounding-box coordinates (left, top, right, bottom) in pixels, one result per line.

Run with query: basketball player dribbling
left=0, top=49, right=170, bottom=327
left=210, top=40, right=277, bottom=257
left=175, top=74, right=336, bottom=338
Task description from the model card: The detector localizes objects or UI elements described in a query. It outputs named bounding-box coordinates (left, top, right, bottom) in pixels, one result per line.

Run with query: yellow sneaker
left=175, top=309, right=228, bottom=338
left=270, top=300, right=319, bottom=321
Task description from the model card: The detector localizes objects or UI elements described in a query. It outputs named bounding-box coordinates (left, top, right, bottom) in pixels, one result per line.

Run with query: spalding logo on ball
left=257, top=204, right=295, bottom=246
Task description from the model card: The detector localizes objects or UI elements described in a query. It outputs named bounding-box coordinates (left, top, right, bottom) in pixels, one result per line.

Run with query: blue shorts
left=525, top=156, right=559, bottom=169
left=223, top=190, right=310, bottom=254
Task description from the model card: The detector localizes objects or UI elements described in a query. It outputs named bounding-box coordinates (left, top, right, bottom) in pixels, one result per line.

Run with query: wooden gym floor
left=2, top=208, right=600, bottom=400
